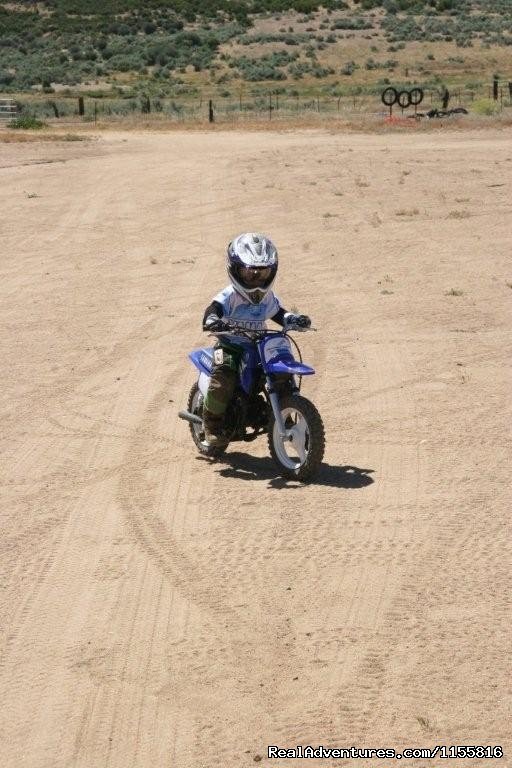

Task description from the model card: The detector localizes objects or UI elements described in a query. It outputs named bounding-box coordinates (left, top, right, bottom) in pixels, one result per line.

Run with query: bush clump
left=233, top=50, right=299, bottom=81
left=472, top=98, right=500, bottom=115
left=8, top=116, right=47, bottom=129
left=340, top=61, right=358, bottom=76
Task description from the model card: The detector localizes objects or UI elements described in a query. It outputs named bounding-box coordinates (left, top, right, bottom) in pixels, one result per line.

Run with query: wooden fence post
left=493, top=76, right=498, bottom=100
left=78, top=96, right=84, bottom=116
left=208, top=100, right=214, bottom=123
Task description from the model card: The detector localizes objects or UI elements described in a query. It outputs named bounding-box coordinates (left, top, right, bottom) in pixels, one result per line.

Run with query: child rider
left=201, top=232, right=311, bottom=447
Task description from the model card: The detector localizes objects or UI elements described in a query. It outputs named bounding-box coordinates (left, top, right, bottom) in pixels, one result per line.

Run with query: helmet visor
left=238, top=265, right=273, bottom=289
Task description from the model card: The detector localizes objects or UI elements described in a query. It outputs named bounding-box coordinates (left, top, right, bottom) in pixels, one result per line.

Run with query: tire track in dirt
left=108, top=332, right=426, bottom=765
left=0, top=338, right=180, bottom=768
left=0, top=148, right=156, bottom=678
left=115, top=383, right=315, bottom=765
left=0, top=309, right=167, bottom=670
left=57, top=134, right=255, bottom=768
left=80, top=136, right=332, bottom=765
left=271, top=338, right=427, bottom=753
left=0, top=137, right=200, bottom=767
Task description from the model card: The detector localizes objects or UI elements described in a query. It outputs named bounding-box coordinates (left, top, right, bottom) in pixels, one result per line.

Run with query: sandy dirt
left=0, top=128, right=510, bottom=768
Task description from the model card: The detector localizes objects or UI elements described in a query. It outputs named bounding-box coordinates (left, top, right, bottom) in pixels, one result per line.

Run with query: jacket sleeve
left=202, top=300, right=224, bottom=330
left=271, top=306, right=288, bottom=326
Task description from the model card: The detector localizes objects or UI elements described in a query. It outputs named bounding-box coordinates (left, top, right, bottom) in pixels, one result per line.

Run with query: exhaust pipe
left=178, top=410, right=203, bottom=425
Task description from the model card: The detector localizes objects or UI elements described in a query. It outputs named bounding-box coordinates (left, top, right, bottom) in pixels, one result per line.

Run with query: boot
left=203, top=410, right=229, bottom=448
left=203, top=426, right=229, bottom=448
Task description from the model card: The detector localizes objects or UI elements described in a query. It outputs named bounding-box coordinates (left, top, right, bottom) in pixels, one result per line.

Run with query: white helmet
left=227, top=232, right=278, bottom=304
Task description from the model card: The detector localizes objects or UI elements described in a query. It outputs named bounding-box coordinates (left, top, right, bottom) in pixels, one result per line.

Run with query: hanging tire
left=267, top=394, right=325, bottom=482
left=187, top=382, right=227, bottom=457
left=409, top=87, right=424, bottom=106
left=397, top=89, right=411, bottom=109
left=381, top=87, right=398, bottom=107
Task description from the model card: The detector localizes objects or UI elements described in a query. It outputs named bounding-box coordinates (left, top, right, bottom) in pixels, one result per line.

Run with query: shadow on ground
left=200, top=451, right=374, bottom=489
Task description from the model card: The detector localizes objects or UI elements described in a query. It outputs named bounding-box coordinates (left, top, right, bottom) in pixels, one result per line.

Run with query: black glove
left=286, top=313, right=311, bottom=328
left=295, top=314, right=311, bottom=328
left=204, top=315, right=230, bottom=333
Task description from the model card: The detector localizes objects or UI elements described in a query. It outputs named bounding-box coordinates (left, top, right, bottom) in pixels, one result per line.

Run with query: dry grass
left=445, top=288, right=465, bottom=296
left=0, top=128, right=94, bottom=143
left=396, top=208, right=420, bottom=216
left=447, top=209, right=471, bottom=219
left=2, top=108, right=512, bottom=140
left=60, top=112, right=512, bottom=134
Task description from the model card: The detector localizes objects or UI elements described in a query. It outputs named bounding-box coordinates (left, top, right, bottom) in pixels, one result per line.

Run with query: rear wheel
left=187, top=383, right=227, bottom=457
left=267, top=394, right=325, bottom=482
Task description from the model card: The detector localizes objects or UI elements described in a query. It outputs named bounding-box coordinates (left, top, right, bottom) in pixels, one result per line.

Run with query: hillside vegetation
left=1, top=0, right=511, bottom=100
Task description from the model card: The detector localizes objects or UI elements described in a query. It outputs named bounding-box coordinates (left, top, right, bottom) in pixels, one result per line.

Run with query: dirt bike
left=178, top=323, right=325, bottom=482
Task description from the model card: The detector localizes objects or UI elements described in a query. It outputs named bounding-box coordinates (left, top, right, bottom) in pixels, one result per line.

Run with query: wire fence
left=3, top=82, right=512, bottom=125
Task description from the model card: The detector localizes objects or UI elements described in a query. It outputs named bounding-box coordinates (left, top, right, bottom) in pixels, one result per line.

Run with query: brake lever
left=284, top=324, right=318, bottom=333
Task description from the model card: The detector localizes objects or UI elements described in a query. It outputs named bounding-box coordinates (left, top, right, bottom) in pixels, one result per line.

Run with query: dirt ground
left=0, top=127, right=510, bottom=768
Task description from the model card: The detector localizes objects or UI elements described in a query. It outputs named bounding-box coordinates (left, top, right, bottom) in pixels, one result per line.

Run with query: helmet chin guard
left=227, top=232, right=278, bottom=304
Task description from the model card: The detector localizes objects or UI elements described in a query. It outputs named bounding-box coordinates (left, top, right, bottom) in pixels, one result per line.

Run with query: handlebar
left=208, top=324, right=316, bottom=340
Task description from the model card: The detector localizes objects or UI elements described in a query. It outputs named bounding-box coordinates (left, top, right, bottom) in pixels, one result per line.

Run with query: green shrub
left=3, top=0, right=512, bottom=94
left=340, top=60, right=358, bottom=75
left=233, top=49, right=298, bottom=81
left=8, top=116, right=47, bottom=129
left=472, top=98, right=500, bottom=115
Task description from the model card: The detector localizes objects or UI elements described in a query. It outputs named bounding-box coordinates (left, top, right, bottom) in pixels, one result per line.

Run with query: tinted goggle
left=239, top=265, right=273, bottom=286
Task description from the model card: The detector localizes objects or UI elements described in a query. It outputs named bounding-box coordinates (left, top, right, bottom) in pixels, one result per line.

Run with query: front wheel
left=268, top=394, right=325, bottom=482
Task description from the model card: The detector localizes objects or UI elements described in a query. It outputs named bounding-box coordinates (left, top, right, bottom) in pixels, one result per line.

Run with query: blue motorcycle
left=179, top=324, right=325, bottom=481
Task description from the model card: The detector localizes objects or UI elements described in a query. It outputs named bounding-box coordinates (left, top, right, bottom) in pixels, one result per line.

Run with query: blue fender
left=189, top=348, right=214, bottom=376
left=266, top=355, right=315, bottom=376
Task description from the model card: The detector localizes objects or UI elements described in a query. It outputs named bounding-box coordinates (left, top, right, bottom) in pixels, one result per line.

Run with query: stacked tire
left=381, top=87, right=424, bottom=109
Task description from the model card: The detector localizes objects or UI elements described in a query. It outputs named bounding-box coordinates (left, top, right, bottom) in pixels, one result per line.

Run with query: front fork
left=265, top=376, right=297, bottom=440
